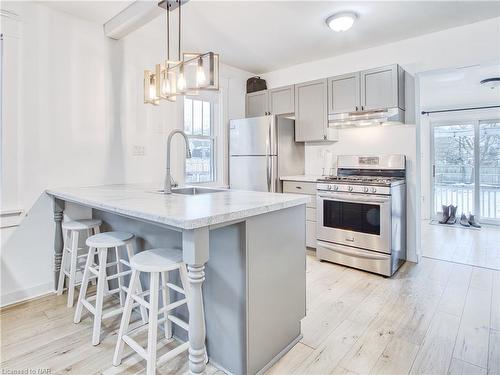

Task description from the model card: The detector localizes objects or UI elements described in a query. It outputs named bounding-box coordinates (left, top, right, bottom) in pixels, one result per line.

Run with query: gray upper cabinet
left=246, top=90, right=269, bottom=117
left=360, top=64, right=404, bottom=111
left=328, top=73, right=360, bottom=114
left=269, top=85, right=295, bottom=115
left=294, top=79, right=328, bottom=142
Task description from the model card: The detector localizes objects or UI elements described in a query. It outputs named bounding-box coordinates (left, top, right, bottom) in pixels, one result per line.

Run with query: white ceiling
left=420, top=62, right=500, bottom=109
left=41, top=1, right=500, bottom=74
left=38, top=1, right=133, bottom=24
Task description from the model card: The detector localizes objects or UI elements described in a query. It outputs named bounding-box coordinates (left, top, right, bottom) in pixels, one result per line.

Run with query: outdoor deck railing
left=434, top=183, right=500, bottom=219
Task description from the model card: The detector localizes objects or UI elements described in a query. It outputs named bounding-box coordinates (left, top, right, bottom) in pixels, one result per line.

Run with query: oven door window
left=323, top=200, right=381, bottom=235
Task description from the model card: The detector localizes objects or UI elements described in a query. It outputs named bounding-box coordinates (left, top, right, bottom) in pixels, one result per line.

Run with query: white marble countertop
left=280, top=175, right=323, bottom=183
left=46, top=184, right=309, bottom=230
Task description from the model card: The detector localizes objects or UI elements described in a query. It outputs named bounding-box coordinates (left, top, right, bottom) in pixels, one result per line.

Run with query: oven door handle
left=318, top=193, right=390, bottom=204
left=317, top=241, right=389, bottom=260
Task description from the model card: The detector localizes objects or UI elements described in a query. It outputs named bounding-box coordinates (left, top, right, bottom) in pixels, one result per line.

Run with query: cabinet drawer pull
left=295, top=186, right=302, bottom=189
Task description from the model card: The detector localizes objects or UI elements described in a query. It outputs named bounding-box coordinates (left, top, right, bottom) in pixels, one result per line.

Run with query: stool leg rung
left=167, top=314, right=188, bottom=331
left=132, top=294, right=151, bottom=310
left=122, top=335, right=148, bottom=360
left=156, top=342, right=189, bottom=367
left=106, top=269, right=132, bottom=281
left=158, top=298, right=187, bottom=314
left=125, top=315, right=169, bottom=339
left=81, top=299, right=96, bottom=315
left=88, top=266, right=99, bottom=276
left=119, top=259, right=130, bottom=267
left=166, top=283, right=185, bottom=295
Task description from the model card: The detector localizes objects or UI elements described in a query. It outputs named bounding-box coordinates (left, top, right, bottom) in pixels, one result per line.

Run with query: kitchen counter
left=46, top=184, right=307, bottom=375
left=46, top=184, right=309, bottom=230
left=280, top=175, right=323, bottom=183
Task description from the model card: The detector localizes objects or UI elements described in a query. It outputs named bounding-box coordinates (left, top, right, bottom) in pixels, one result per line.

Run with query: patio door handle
left=432, top=164, right=436, bottom=178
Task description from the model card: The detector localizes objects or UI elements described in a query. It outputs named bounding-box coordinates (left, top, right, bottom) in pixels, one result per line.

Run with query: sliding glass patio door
left=431, top=119, right=500, bottom=224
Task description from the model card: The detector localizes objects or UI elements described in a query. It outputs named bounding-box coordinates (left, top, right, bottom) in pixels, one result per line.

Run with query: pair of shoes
left=460, top=213, right=481, bottom=228
left=439, top=204, right=457, bottom=224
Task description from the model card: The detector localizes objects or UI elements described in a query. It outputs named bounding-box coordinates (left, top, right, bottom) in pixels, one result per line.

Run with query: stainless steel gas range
left=316, top=155, right=406, bottom=277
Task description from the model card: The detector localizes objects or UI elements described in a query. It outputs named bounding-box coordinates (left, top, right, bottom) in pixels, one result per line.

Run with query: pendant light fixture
left=144, top=0, right=219, bottom=105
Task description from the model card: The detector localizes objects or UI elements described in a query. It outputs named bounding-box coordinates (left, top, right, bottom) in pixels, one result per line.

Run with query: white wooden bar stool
left=57, top=219, right=102, bottom=307
left=113, top=248, right=190, bottom=375
left=74, top=231, right=148, bottom=345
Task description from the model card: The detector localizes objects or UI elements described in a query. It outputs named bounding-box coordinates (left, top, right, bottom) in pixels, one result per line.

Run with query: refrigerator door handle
left=266, top=155, right=272, bottom=192
left=268, top=120, right=272, bottom=156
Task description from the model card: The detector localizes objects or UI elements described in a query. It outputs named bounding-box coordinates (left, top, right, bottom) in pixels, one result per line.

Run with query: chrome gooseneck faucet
left=165, top=129, right=192, bottom=194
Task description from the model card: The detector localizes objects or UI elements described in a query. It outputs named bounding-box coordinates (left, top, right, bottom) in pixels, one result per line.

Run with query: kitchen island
left=46, top=184, right=309, bottom=375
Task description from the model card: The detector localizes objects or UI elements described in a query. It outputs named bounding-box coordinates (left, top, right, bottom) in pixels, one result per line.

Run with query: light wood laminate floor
left=421, top=220, right=500, bottom=271
left=1, top=252, right=499, bottom=375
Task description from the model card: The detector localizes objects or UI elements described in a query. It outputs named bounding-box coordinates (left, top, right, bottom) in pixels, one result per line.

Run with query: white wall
left=0, top=1, right=251, bottom=306
left=261, top=17, right=500, bottom=263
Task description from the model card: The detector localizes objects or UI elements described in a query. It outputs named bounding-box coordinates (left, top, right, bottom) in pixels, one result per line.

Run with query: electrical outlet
left=132, top=145, right=146, bottom=156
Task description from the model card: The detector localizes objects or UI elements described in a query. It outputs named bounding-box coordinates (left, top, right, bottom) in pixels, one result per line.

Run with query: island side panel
left=246, top=204, right=307, bottom=375
left=204, top=222, right=247, bottom=375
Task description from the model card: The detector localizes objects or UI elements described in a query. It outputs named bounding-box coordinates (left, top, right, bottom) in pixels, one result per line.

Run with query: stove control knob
left=371, top=187, right=377, bottom=193
left=348, top=186, right=353, bottom=192
left=326, top=185, right=332, bottom=190
left=363, top=187, right=369, bottom=193
left=333, top=185, right=339, bottom=191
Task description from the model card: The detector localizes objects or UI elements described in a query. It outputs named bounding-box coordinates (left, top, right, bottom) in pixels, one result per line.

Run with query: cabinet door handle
left=355, top=106, right=358, bottom=111
left=361, top=106, right=364, bottom=111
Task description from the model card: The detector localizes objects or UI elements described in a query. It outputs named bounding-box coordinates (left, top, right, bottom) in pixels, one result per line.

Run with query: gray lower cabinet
left=328, top=72, right=360, bottom=114
left=294, top=79, right=328, bottom=142
left=360, top=64, right=405, bottom=111
left=246, top=90, right=269, bottom=117
left=269, top=85, right=295, bottom=115
left=283, top=180, right=317, bottom=248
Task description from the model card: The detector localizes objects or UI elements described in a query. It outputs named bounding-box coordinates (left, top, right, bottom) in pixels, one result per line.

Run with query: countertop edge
left=45, top=189, right=310, bottom=230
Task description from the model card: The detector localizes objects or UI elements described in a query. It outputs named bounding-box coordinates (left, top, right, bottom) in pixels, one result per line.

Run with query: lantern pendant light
left=144, top=0, right=219, bottom=105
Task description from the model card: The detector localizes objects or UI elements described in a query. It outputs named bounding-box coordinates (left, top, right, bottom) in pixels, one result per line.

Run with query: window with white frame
left=184, top=97, right=216, bottom=183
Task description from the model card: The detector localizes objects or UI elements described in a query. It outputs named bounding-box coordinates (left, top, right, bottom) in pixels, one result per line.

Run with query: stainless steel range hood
left=328, top=107, right=405, bottom=128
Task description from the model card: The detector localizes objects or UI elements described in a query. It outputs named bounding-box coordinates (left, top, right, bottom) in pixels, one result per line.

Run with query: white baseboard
left=1, top=282, right=53, bottom=308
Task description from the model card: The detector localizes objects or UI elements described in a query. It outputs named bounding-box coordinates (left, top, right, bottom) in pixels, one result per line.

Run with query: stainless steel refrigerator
left=229, top=115, right=304, bottom=192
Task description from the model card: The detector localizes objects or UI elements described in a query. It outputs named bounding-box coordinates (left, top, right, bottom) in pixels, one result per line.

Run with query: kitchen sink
left=155, top=187, right=227, bottom=195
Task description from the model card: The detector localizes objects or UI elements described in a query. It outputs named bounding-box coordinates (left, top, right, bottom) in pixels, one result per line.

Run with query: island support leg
left=182, top=227, right=209, bottom=375
left=53, top=198, right=65, bottom=291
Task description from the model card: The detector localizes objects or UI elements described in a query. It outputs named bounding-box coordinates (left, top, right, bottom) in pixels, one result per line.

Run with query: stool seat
left=131, top=248, right=183, bottom=273
left=62, top=219, right=102, bottom=231
left=86, top=231, right=134, bottom=248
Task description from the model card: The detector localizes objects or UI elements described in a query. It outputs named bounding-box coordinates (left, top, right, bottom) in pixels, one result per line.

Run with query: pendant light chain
left=166, top=2, right=170, bottom=65
left=178, top=0, right=181, bottom=61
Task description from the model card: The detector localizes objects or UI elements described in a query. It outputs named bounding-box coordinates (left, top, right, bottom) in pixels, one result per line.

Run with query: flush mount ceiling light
left=326, top=12, right=358, bottom=32
left=480, top=77, right=500, bottom=89
left=144, top=0, right=219, bottom=105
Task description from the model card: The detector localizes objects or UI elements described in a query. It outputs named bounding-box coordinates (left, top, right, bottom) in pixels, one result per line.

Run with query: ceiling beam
left=103, top=0, right=189, bottom=40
